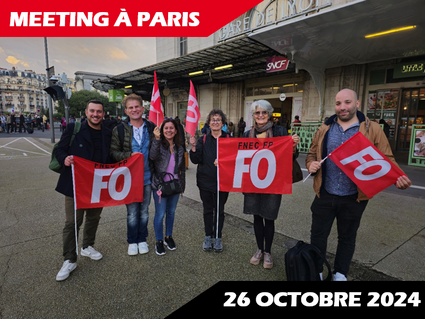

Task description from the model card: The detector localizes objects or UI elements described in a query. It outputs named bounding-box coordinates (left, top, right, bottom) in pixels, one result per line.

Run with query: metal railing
left=290, top=122, right=322, bottom=153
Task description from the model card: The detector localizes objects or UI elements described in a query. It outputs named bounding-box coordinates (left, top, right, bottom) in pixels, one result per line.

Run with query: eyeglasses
left=164, top=117, right=174, bottom=120
left=254, top=111, right=268, bottom=115
left=210, top=119, right=222, bottom=123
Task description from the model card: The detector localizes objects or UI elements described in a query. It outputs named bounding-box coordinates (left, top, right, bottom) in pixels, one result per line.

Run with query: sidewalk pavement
left=0, top=137, right=424, bottom=318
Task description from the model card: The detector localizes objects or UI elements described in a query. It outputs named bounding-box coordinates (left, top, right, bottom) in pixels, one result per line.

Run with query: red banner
left=72, top=153, right=144, bottom=209
left=328, top=132, right=406, bottom=198
left=218, top=137, right=293, bottom=194
left=1, top=1, right=262, bottom=37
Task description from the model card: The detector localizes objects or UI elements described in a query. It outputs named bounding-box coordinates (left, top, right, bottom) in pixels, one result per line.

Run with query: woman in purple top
left=150, top=118, right=186, bottom=255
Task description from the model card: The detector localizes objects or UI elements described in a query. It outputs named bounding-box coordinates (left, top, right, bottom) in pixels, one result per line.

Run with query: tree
left=60, top=90, right=117, bottom=119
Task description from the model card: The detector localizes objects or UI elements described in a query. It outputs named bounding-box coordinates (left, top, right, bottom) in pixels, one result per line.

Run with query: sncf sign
left=266, top=56, right=289, bottom=73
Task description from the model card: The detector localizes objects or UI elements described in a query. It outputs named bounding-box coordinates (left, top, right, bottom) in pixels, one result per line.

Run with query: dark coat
left=55, top=121, right=112, bottom=198
left=189, top=130, right=228, bottom=192
left=149, top=139, right=186, bottom=193
left=242, top=124, right=295, bottom=220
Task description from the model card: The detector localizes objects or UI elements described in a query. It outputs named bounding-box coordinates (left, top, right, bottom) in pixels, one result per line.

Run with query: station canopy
left=93, top=36, right=284, bottom=99
left=249, top=0, right=425, bottom=70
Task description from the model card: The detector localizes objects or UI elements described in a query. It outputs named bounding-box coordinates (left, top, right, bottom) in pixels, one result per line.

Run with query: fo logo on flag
left=329, top=132, right=406, bottom=198
left=72, top=153, right=144, bottom=209
left=218, top=137, right=293, bottom=194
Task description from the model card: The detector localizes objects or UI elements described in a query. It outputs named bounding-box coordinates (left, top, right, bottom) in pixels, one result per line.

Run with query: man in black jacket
left=54, top=100, right=112, bottom=281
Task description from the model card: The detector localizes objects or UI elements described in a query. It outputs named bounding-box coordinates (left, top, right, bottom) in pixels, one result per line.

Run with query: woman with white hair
left=243, top=99, right=299, bottom=269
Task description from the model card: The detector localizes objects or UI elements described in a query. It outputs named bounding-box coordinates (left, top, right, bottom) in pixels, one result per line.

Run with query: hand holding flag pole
left=303, top=154, right=330, bottom=182
left=303, top=132, right=410, bottom=197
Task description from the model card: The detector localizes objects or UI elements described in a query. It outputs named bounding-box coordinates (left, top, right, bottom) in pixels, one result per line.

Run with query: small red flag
left=328, top=132, right=406, bottom=198
left=72, top=153, right=144, bottom=209
left=185, top=80, right=201, bottom=136
left=218, top=137, right=293, bottom=194
left=149, top=71, right=164, bottom=127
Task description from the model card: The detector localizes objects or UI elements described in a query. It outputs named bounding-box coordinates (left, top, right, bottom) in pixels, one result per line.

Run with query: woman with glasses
left=243, top=100, right=299, bottom=269
left=150, top=118, right=186, bottom=255
left=189, top=109, right=229, bottom=252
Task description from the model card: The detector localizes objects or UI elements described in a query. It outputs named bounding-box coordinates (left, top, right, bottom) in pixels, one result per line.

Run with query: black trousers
left=310, top=189, right=368, bottom=276
left=199, top=189, right=229, bottom=238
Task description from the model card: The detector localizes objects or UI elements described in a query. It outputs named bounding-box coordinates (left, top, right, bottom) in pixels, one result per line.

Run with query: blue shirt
left=325, top=119, right=359, bottom=196
left=129, top=121, right=151, bottom=185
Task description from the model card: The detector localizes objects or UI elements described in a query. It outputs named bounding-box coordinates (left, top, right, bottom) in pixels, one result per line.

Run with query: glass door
left=397, top=89, right=420, bottom=150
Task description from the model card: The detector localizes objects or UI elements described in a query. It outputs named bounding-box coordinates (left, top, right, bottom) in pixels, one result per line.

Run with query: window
left=179, top=37, right=187, bottom=56
left=246, top=82, right=303, bottom=96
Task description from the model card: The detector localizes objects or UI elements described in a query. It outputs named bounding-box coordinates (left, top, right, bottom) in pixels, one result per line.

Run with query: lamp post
left=44, top=37, right=55, bottom=143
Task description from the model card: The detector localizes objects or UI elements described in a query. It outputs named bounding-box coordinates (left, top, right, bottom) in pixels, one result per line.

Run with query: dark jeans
left=310, top=189, right=368, bottom=276
left=199, top=189, right=229, bottom=238
left=63, top=196, right=103, bottom=263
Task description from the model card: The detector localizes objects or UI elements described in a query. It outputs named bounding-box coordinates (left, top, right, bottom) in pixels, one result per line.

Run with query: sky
left=0, top=37, right=156, bottom=79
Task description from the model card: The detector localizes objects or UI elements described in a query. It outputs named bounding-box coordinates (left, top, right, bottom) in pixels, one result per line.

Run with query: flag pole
left=71, top=161, right=79, bottom=255
left=216, top=136, right=220, bottom=239
left=303, top=154, right=330, bottom=182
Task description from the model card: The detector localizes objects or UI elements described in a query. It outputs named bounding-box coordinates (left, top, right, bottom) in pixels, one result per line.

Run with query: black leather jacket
left=149, top=138, right=186, bottom=193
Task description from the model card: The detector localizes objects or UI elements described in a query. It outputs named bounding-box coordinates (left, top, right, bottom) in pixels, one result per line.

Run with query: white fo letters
left=91, top=167, right=132, bottom=203
left=233, top=149, right=276, bottom=189
left=339, top=146, right=391, bottom=181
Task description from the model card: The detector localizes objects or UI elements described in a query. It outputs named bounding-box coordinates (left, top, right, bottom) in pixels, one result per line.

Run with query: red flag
left=149, top=71, right=164, bottom=126
left=218, top=137, right=293, bottom=194
left=185, top=80, right=201, bottom=136
left=328, top=132, right=406, bottom=198
left=72, top=153, right=144, bottom=209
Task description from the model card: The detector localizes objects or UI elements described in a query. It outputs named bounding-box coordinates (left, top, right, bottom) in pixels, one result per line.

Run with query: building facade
left=0, top=67, right=49, bottom=114
left=155, top=0, right=425, bottom=152
left=74, top=71, right=112, bottom=97
left=94, top=0, right=425, bottom=154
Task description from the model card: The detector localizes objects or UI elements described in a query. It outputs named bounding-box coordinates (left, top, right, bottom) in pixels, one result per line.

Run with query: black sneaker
left=164, top=236, right=177, bottom=250
left=155, top=240, right=166, bottom=255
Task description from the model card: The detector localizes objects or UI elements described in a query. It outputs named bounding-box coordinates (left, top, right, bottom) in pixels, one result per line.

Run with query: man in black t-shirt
left=54, top=100, right=112, bottom=281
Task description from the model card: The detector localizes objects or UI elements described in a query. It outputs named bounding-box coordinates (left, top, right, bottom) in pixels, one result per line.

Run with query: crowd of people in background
left=0, top=112, right=49, bottom=133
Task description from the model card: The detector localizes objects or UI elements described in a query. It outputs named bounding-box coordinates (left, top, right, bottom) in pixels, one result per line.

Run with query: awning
left=93, top=36, right=287, bottom=99
left=248, top=0, right=425, bottom=69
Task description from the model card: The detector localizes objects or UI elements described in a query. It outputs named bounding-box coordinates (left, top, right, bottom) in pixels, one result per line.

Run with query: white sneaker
left=138, top=242, right=149, bottom=254
left=128, top=243, right=138, bottom=256
left=56, top=260, right=77, bottom=281
left=81, top=246, right=103, bottom=260
left=333, top=272, right=347, bottom=281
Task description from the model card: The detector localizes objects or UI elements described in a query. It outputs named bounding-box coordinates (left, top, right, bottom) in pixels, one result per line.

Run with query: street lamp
left=44, top=37, right=55, bottom=143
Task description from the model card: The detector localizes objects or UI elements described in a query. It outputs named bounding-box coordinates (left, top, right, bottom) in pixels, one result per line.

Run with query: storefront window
left=397, top=88, right=425, bottom=150
left=246, top=82, right=302, bottom=96
left=367, top=89, right=399, bottom=140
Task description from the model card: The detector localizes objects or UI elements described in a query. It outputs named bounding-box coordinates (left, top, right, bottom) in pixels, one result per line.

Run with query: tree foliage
left=55, top=90, right=118, bottom=119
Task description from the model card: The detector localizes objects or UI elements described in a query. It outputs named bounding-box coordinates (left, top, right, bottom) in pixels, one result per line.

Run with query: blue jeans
left=126, top=184, right=151, bottom=244
left=152, top=192, right=180, bottom=241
